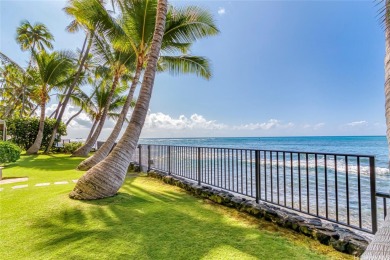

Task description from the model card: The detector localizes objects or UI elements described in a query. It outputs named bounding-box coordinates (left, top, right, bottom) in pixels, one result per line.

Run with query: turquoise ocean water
left=140, top=136, right=389, bottom=192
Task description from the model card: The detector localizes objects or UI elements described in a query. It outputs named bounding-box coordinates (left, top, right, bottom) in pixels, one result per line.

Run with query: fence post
left=168, top=146, right=171, bottom=175
left=147, top=145, right=151, bottom=172
left=138, top=144, right=142, bottom=172
left=255, top=150, right=260, bottom=204
left=370, top=156, right=378, bottom=233
left=197, top=147, right=201, bottom=185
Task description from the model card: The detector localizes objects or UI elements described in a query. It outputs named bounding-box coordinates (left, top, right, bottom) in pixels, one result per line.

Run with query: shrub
left=0, top=141, right=21, bottom=165
left=64, top=142, right=83, bottom=154
left=6, top=118, right=67, bottom=151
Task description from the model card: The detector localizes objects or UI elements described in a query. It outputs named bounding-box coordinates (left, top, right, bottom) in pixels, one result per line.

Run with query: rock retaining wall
left=147, top=170, right=370, bottom=257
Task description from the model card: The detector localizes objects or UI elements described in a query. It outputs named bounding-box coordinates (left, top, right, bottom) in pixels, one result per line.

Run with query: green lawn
left=0, top=154, right=351, bottom=259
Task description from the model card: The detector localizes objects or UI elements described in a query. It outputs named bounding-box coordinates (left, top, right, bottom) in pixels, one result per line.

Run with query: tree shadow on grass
left=11, top=155, right=85, bottom=172
left=30, top=177, right=327, bottom=260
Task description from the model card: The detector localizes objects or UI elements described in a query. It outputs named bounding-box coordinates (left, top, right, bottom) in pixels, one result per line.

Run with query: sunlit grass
left=0, top=155, right=351, bottom=259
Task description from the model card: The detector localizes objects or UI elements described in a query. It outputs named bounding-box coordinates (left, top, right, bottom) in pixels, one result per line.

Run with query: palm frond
left=158, top=55, right=211, bottom=80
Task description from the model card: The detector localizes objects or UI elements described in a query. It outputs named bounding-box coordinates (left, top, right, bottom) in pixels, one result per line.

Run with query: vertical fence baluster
left=147, top=145, right=151, bottom=172
left=369, top=156, right=377, bottom=233
left=255, top=150, right=260, bottom=203
left=197, top=147, right=201, bottom=185
left=138, top=144, right=142, bottom=172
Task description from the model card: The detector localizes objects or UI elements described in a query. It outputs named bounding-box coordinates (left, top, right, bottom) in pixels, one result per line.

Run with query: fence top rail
left=376, top=192, right=390, bottom=198
left=138, top=144, right=375, bottom=159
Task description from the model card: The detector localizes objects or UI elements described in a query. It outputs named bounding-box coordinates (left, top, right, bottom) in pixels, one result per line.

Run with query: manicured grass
left=0, top=155, right=351, bottom=259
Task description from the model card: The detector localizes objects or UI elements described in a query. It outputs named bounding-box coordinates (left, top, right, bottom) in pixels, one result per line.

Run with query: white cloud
left=346, top=120, right=368, bottom=127
left=144, top=112, right=227, bottom=130
left=234, top=119, right=294, bottom=130
left=218, top=7, right=226, bottom=15
left=303, top=123, right=325, bottom=130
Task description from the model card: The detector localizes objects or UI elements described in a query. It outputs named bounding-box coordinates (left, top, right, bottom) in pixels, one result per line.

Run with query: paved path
left=0, top=180, right=78, bottom=191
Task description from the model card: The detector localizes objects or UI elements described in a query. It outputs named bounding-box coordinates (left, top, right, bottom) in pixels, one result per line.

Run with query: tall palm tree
left=82, top=80, right=127, bottom=142
left=16, top=20, right=54, bottom=117
left=71, top=33, right=136, bottom=157
left=361, top=1, right=390, bottom=258
left=26, top=51, right=74, bottom=154
left=70, top=0, right=168, bottom=200
left=77, top=0, right=218, bottom=170
left=16, top=20, right=54, bottom=52
left=45, top=0, right=117, bottom=153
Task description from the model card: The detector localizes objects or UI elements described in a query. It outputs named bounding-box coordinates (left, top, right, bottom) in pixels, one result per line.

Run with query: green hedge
left=0, top=141, right=21, bottom=165
left=63, top=142, right=83, bottom=154
left=6, top=118, right=67, bottom=151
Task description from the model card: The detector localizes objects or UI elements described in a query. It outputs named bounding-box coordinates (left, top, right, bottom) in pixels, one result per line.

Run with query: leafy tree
left=0, top=142, right=21, bottom=166
left=6, top=118, right=66, bottom=151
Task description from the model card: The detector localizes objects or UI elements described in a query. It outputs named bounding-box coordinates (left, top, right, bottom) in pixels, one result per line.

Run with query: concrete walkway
left=0, top=179, right=78, bottom=191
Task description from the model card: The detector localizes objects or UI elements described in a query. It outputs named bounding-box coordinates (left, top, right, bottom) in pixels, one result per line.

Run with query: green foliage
left=6, top=117, right=67, bottom=150
left=63, top=142, right=83, bottom=154
left=0, top=141, right=21, bottom=165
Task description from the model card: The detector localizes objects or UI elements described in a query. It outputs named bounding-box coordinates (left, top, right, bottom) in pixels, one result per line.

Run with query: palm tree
left=45, top=0, right=117, bottom=153
left=361, top=1, right=390, bottom=258
left=16, top=20, right=54, bottom=52
left=69, top=0, right=168, bottom=200
left=71, top=32, right=136, bottom=157
left=26, top=51, right=74, bottom=154
left=76, top=0, right=218, bottom=170
left=82, top=80, right=127, bottom=143
left=16, top=20, right=54, bottom=117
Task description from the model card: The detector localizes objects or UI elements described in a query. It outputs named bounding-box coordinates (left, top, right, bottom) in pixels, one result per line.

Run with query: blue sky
left=0, top=0, right=386, bottom=138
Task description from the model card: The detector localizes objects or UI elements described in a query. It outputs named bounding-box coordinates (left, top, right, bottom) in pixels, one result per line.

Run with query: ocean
left=137, top=136, right=389, bottom=232
left=139, top=136, right=389, bottom=193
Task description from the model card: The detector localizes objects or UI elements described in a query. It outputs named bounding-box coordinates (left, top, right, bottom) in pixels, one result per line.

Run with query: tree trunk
left=44, top=34, right=93, bottom=153
left=361, top=216, right=390, bottom=259
left=386, top=6, right=390, bottom=167
left=69, top=0, right=167, bottom=200
left=71, top=75, right=120, bottom=157
left=77, top=62, right=142, bottom=170
left=66, top=87, right=97, bottom=126
left=26, top=100, right=46, bottom=154
left=86, top=118, right=99, bottom=142
left=66, top=107, right=83, bottom=126
left=362, top=3, right=390, bottom=259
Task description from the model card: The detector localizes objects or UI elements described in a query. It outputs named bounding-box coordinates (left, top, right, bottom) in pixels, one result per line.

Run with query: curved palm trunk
left=66, top=88, right=98, bottom=127
left=77, top=63, right=142, bottom=170
left=86, top=118, right=99, bottom=142
left=386, top=14, right=390, bottom=167
left=45, top=34, right=93, bottom=153
left=26, top=100, right=46, bottom=154
left=361, top=216, right=390, bottom=259
left=69, top=0, right=167, bottom=200
left=71, top=75, right=120, bottom=157
left=66, top=107, right=83, bottom=126
left=362, top=3, right=390, bottom=259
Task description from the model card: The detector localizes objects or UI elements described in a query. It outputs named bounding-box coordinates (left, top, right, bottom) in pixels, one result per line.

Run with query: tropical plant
left=83, top=80, right=127, bottom=139
left=71, top=32, right=136, bottom=157
left=7, top=117, right=67, bottom=151
left=70, top=0, right=169, bottom=199
left=16, top=20, right=54, bottom=52
left=64, top=142, right=83, bottom=153
left=0, top=54, right=37, bottom=118
left=26, top=50, right=74, bottom=154
left=0, top=141, right=21, bottom=166
left=77, top=0, right=218, bottom=170
left=16, top=20, right=54, bottom=116
left=45, top=0, right=116, bottom=153
left=361, top=1, right=390, bottom=258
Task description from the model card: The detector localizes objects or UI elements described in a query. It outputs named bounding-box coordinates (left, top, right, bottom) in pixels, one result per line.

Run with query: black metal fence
left=133, top=144, right=389, bottom=234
